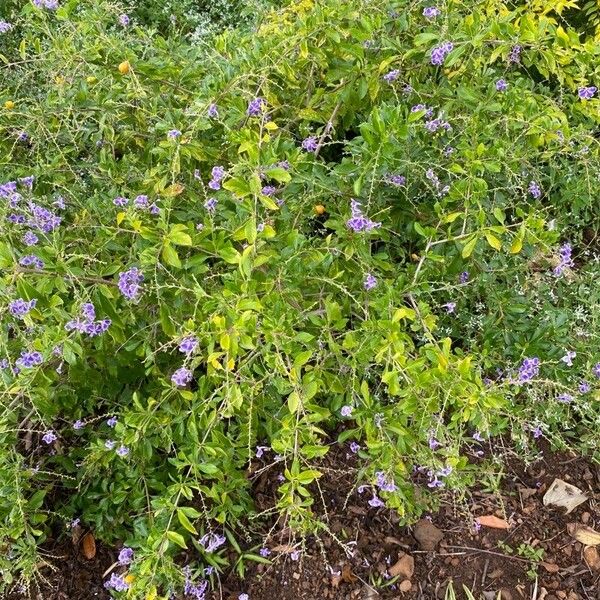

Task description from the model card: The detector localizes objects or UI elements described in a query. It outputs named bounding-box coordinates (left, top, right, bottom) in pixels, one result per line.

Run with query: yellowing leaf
left=510, top=236, right=523, bottom=254
left=485, top=232, right=502, bottom=251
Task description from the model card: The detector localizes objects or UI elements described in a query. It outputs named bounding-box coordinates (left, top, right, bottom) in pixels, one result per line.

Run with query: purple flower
left=368, top=494, right=385, bottom=508
left=261, top=185, right=277, bottom=196
left=239, top=595, right=249, bottom=600
left=73, top=420, right=84, bottom=430
left=560, top=350, right=576, bottom=367
left=16, top=350, right=43, bottom=369
left=104, top=573, right=129, bottom=592
left=259, top=547, right=271, bottom=557
left=204, top=197, right=218, bottom=212
left=349, top=441, right=360, bottom=453
left=105, top=440, right=116, bottom=450
left=375, top=471, right=397, bottom=492
left=430, top=42, right=453, bottom=66
left=0, top=181, right=17, bottom=197
left=107, top=416, right=117, bottom=427
left=459, top=271, right=469, bottom=283
left=473, top=431, right=484, bottom=442
left=423, top=6, right=440, bottom=19
left=578, top=86, right=597, bottom=101
left=532, top=424, right=542, bottom=438
left=593, top=363, right=600, bottom=379
left=172, top=367, right=193, bottom=387
left=19, top=255, right=44, bottom=269
left=255, top=445, right=269, bottom=458
left=80, top=303, right=95, bottom=322
left=17, top=131, right=29, bottom=142
left=509, top=44, right=522, bottom=64
left=442, top=302, right=456, bottom=314
left=179, top=336, right=199, bottom=355
left=495, top=79, right=508, bottom=92
left=207, top=103, right=219, bottom=118
left=134, top=194, right=149, bottom=208
left=42, top=430, right=57, bottom=444
left=363, top=273, right=377, bottom=291
left=517, top=357, right=540, bottom=383
left=557, top=393, right=573, bottom=404
left=553, top=243, right=574, bottom=276
left=27, top=202, right=61, bottom=232
left=113, top=196, right=128, bottom=207
left=116, top=445, right=129, bottom=457
left=290, top=550, right=300, bottom=561
left=199, top=532, right=226, bottom=553
left=167, top=129, right=182, bottom=139
left=301, top=136, right=318, bottom=152
left=579, top=380, right=591, bottom=393
left=340, top=405, right=353, bottom=417
left=9, top=298, right=36, bottom=319
left=383, top=69, right=400, bottom=83
left=22, top=231, right=39, bottom=246
left=346, top=200, right=381, bottom=233
left=118, top=547, right=134, bottom=565
left=386, top=174, right=406, bottom=186
left=149, top=203, right=160, bottom=215
left=118, top=13, right=130, bottom=26
left=0, top=21, right=13, bottom=33
left=118, top=267, right=144, bottom=301
left=19, top=176, right=34, bottom=189
left=528, top=180, right=541, bottom=199
left=247, top=97, right=266, bottom=117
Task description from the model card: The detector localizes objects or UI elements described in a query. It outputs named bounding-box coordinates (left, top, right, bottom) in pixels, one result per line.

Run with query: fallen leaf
left=271, top=544, right=296, bottom=553
left=518, top=486, right=537, bottom=500
left=543, top=479, right=588, bottom=514
left=567, top=523, right=600, bottom=546
left=388, top=553, right=414, bottom=579
left=413, top=519, right=443, bottom=551
left=583, top=546, right=600, bottom=571
left=541, top=561, right=560, bottom=573
left=341, top=563, right=357, bottom=583
left=398, top=579, right=412, bottom=592
left=477, top=515, right=510, bottom=530
left=81, top=532, right=96, bottom=560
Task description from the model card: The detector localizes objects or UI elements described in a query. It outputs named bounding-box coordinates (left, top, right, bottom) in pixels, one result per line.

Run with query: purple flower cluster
left=557, top=393, right=573, bottom=404
left=363, top=273, right=377, bottom=291
left=553, top=243, right=574, bottom=276
left=375, top=471, right=397, bottom=493
left=113, top=196, right=128, bottom=207
left=346, top=200, right=381, bottom=233
left=424, top=117, right=451, bottom=133
left=427, top=465, right=453, bottom=488
left=509, top=44, right=522, bottom=64
left=16, top=350, right=43, bottom=369
left=23, top=231, right=38, bottom=246
left=104, top=573, right=129, bottom=592
left=118, top=267, right=144, bottom=301
left=411, top=104, right=433, bottom=117
left=207, top=103, right=219, bottom=118
left=168, top=129, right=181, bottom=139
left=33, top=0, right=59, bottom=8
left=517, top=357, right=540, bottom=382
left=383, top=69, right=400, bottom=83
left=261, top=185, right=277, bottom=196
left=340, top=405, right=353, bottom=417
left=172, top=367, right=193, bottom=387
left=24, top=202, right=61, bottom=233
left=0, top=21, right=13, bottom=33
left=199, top=532, right=226, bottom=553
left=247, top=97, right=266, bottom=117
left=459, top=271, right=469, bottom=284
left=179, top=336, right=199, bottom=355
left=118, top=14, right=130, bottom=26
left=423, top=6, right=440, bottom=19
left=528, top=180, right=541, bottom=199
left=65, top=303, right=111, bottom=337
left=301, top=136, right=318, bottom=152
left=19, top=255, right=44, bottom=270
left=184, top=566, right=208, bottom=600
left=579, top=381, right=591, bottom=393
left=386, top=174, right=406, bottom=186
left=208, top=166, right=226, bottom=190
left=118, top=547, right=134, bottom=565
left=204, top=197, right=217, bottom=212
left=9, top=298, right=36, bottom=319
left=426, top=168, right=450, bottom=196
left=578, top=86, right=596, bottom=100
left=430, top=42, right=454, bottom=66
left=560, top=350, right=576, bottom=367
left=42, top=430, right=57, bottom=444
left=495, top=79, right=508, bottom=92
left=593, top=363, right=600, bottom=379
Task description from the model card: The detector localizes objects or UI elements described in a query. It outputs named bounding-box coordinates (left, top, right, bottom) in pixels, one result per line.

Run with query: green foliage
left=0, top=0, right=599, bottom=597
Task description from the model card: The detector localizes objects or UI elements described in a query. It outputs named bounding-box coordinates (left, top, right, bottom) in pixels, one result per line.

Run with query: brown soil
left=7, top=443, right=600, bottom=600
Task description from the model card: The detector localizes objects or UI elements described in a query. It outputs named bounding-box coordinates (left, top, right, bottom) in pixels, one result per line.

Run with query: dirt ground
left=8, top=442, right=600, bottom=600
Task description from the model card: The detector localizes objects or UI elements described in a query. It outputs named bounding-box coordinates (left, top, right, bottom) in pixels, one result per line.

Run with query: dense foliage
left=0, top=0, right=599, bottom=597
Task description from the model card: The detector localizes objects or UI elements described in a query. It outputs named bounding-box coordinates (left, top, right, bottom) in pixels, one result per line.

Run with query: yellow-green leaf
left=485, top=232, right=502, bottom=251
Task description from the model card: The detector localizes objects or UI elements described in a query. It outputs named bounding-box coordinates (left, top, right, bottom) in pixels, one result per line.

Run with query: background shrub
left=0, top=0, right=599, bottom=597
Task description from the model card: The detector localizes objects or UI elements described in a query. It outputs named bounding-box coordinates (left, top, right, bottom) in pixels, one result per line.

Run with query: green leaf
left=484, top=232, right=502, bottom=251
left=265, top=167, right=291, bottom=184
left=169, top=230, right=192, bottom=246
left=287, top=391, right=300, bottom=413
left=177, top=509, right=198, bottom=535
left=162, top=243, right=182, bottom=268
left=166, top=530, right=187, bottom=549
left=462, top=235, right=478, bottom=258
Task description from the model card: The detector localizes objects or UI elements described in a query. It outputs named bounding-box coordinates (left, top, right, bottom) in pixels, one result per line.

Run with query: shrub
left=0, top=0, right=599, bottom=597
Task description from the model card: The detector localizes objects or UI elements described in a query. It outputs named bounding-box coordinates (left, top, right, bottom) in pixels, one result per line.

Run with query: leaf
left=510, top=236, right=523, bottom=254
left=567, top=523, right=600, bottom=546
left=166, top=530, right=187, bottom=549
left=461, top=236, right=478, bottom=258
left=476, top=515, right=510, bottom=529
left=169, top=230, right=192, bottom=246
left=81, top=532, right=96, bottom=559
left=177, top=509, right=198, bottom=535
left=388, top=553, right=414, bottom=578
left=162, top=243, right=182, bottom=268
left=484, top=232, right=502, bottom=251
left=264, top=167, right=291, bottom=184
left=287, top=391, right=300, bottom=413
left=543, top=479, right=588, bottom=514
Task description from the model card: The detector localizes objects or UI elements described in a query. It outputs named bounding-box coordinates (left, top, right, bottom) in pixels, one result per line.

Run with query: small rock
left=388, top=553, right=414, bottom=579
left=581, top=512, right=590, bottom=524
left=557, top=592, right=567, bottom=599
left=292, top=572, right=300, bottom=580
left=413, top=519, right=443, bottom=551
left=500, top=589, right=513, bottom=600
left=398, top=580, right=412, bottom=593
